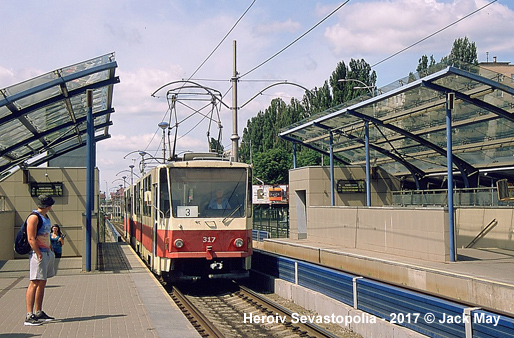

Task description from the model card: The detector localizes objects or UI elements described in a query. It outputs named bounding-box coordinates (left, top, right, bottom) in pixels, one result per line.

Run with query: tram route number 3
left=177, top=206, right=199, bottom=217
left=203, top=237, right=216, bottom=243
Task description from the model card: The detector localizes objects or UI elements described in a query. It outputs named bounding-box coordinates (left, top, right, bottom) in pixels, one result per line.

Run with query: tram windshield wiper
left=222, top=204, right=241, bottom=225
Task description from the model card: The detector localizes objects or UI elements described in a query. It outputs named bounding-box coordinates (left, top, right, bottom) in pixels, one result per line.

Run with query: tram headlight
left=174, top=239, right=184, bottom=249
left=234, top=238, right=244, bottom=248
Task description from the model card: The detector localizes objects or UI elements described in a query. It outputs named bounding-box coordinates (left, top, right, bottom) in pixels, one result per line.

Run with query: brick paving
left=0, top=243, right=199, bottom=337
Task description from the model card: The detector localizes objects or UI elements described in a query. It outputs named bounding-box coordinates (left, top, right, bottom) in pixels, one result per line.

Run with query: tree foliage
left=239, top=58, right=376, bottom=184
left=445, top=36, right=478, bottom=66
left=252, top=148, right=291, bottom=184
left=209, top=137, right=224, bottom=154
left=240, top=37, right=479, bottom=185
left=415, top=37, right=478, bottom=76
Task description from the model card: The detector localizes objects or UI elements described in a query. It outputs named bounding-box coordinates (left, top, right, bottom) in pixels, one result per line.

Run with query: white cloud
left=324, top=0, right=514, bottom=60
left=2, top=0, right=514, bottom=190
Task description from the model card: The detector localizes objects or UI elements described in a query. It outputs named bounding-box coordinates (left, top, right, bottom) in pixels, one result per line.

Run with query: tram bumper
left=207, top=270, right=250, bottom=280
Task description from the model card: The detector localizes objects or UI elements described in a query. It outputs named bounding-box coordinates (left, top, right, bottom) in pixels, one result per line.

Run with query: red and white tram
left=124, top=153, right=252, bottom=281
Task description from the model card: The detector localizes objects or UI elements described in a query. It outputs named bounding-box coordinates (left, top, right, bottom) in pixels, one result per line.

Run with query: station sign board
left=336, top=179, right=365, bottom=193
left=29, top=182, right=63, bottom=197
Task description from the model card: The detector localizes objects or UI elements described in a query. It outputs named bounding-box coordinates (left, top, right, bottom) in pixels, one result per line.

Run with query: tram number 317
left=203, top=236, right=216, bottom=243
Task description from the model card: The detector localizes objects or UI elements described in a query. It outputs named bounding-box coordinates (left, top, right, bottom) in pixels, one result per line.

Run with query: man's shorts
left=29, top=251, right=55, bottom=280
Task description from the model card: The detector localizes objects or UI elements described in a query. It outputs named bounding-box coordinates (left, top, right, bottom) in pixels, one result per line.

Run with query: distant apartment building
left=480, top=56, right=514, bottom=86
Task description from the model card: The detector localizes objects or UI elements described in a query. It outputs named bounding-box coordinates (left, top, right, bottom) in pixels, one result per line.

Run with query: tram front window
left=170, top=168, right=247, bottom=218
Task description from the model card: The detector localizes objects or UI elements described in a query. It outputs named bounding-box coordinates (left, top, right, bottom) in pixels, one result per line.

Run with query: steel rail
left=171, top=286, right=225, bottom=338
left=237, top=285, right=340, bottom=338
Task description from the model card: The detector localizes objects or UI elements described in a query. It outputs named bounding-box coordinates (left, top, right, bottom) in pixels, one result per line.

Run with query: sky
left=1, top=0, right=514, bottom=193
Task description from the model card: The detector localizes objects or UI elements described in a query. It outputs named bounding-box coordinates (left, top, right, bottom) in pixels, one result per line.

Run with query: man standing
left=24, top=194, right=56, bottom=326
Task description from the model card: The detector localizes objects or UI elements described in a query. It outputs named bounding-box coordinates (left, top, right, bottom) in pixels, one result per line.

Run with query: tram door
left=153, top=183, right=159, bottom=273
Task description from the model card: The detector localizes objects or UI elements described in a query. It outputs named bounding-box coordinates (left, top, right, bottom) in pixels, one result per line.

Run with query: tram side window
left=160, top=168, right=170, bottom=218
left=143, top=176, right=151, bottom=216
left=125, top=192, right=132, bottom=214
left=135, top=182, right=141, bottom=215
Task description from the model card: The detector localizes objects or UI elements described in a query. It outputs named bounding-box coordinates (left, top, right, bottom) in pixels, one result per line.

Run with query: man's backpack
left=14, top=212, right=43, bottom=255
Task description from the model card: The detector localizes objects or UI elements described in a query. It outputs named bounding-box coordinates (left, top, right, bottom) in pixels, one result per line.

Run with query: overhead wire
left=371, top=0, right=498, bottom=68
left=143, top=0, right=493, bottom=159
left=239, top=0, right=351, bottom=79
left=218, top=1, right=353, bottom=150
left=142, top=0, right=257, bottom=156
left=183, top=0, right=257, bottom=84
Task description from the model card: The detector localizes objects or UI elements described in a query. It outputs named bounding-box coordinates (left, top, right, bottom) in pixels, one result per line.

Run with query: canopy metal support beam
left=314, top=121, right=424, bottom=189
left=280, top=133, right=350, bottom=164
left=346, top=108, right=476, bottom=188
left=446, top=92, right=456, bottom=262
left=422, top=80, right=514, bottom=123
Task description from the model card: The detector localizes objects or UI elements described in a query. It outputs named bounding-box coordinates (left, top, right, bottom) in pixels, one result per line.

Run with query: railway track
left=171, top=286, right=225, bottom=337
left=110, top=221, right=358, bottom=337
left=110, top=221, right=125, bottom=239
left=170, top=282, right=343, bottom=338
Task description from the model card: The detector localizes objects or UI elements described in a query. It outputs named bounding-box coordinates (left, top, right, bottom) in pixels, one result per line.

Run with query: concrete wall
left=253, top=271, right=426, bottom=338
left=0, top=167, right=100, bottom=261
left=289, top=166, right=449, bottom=261
left=289, top=165, right=400, bottom=208
left=456, top=208, right=514, bottom=250
left=255, top=241, right=514, bottom=316
left=0, top=211, right=15, bottom=260
left=288, top=165, right=514, bottom=262
left=297, top=206, right=450, bottom=261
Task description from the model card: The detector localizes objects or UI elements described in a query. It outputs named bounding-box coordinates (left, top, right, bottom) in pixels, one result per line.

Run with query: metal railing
left=253, top=206, right=289, bottom=238
left=392, top=187, right=514, bottom=207
left=253, top=250, right=514, bottom=338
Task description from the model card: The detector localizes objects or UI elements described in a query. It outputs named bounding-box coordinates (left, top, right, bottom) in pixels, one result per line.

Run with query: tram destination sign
left=29, top=182, right=63, bottom=197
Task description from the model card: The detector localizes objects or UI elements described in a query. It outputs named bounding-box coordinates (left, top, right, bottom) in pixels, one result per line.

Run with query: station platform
left=0, top=242, right=199, bottom=337
left=255, top=238, right=514, bottom=317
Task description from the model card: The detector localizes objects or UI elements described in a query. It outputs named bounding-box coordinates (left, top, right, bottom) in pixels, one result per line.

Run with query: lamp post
left=124, top=150, right=163, bottom=174
left=338, top=79, right=375, bottom=96
left=117, top=169, right=140, bottom=180
left=338, top=79, right=376, bottom=207
left=158, top=121, right=170, bottom=163
left=112, top=178, right=127, bottom=191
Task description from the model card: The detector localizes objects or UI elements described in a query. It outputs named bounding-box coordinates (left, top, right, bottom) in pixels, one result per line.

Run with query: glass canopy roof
left=279, top=62, right=514, bottom=189
left=0, top=53, right=119, bottom=178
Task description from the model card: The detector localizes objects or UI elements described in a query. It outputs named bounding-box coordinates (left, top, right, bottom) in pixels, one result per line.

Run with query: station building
left=0, top=54, right=118, bottom=270
left=277, top=58, right=514, bottom=262
left=1, top=54, right=513, bottom=274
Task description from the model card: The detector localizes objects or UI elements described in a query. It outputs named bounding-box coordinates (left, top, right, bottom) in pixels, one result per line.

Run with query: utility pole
left=231, top=40, right=240, bottom=162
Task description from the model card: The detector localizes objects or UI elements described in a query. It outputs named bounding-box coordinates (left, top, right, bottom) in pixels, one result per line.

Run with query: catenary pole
left=85, top=89, right=94, bottom=271
left=446, top=92, right=456, bottom=262
left=231, top=40, right=240, bottom=161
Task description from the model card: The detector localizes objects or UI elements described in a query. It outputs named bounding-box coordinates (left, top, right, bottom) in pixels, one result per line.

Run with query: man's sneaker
left=35, top=311, right=55, bottom=322
left=24, top=314, right=43, bottom=326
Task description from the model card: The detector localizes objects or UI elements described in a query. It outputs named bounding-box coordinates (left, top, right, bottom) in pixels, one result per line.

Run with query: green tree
left=329, top=61, right=348, bottom=105
left=440, top=37, right=478, bottom=71
left=413, top=38, right=479, bottom=80
left=209, top=137, right=224, bottom=154
left=330, top=59, right=377, bottom=102
left=297, top=149, right=321, bottom=167
left=239, top=58, right=376, bottom=184
left=252, top=148, right=291, bottom=184
left=416, top=55, right=436, bottom=75
left=448, top=37, right=478, bottom=65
